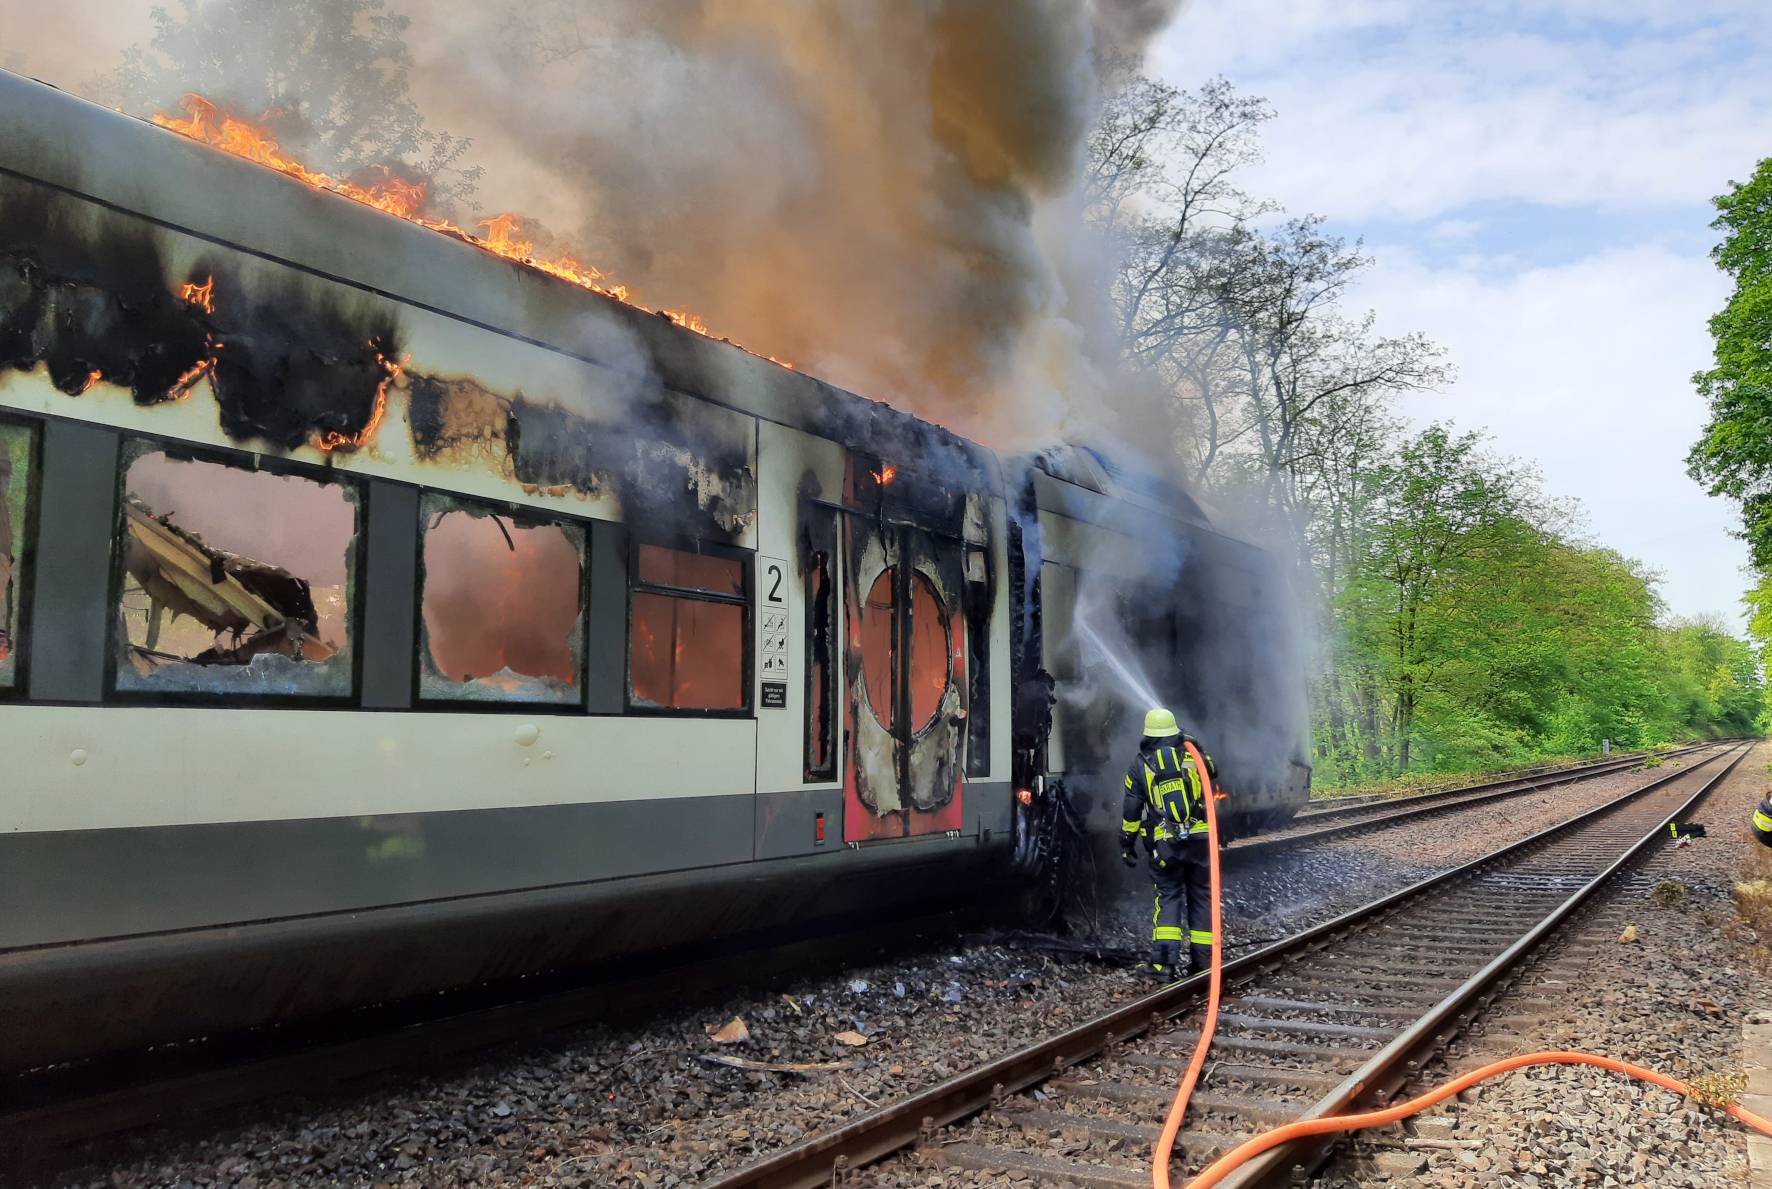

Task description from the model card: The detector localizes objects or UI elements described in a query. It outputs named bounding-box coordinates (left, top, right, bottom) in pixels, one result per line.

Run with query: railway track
left=705, top=740, right=1752, bottom=1189
left=1229, top=740, right=1721, bottom=859
left=1291, top=747, right=1673, bottom=815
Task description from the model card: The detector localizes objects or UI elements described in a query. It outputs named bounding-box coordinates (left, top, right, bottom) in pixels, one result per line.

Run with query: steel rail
left=1230, top=740, right=1725, bottom=859
left=1289, top=742, right=1709, bottom=824
left=1218, top=739, right=1753, bottom=1188
left=700, top=741, right=1750, bottom=1189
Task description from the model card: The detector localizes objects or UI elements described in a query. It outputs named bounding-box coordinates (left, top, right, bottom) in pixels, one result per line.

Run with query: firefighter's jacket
left=1121, top=736, right=1219, bottom=850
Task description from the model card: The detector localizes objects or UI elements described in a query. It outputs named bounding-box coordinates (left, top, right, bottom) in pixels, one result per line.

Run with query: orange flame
left=180, top=275, right=215, bottom=313
left=153, top=95, right=430, bottom=221
left=170, top=356, right=214, bottom=399
left=873, top=463, right=898, bottom=485
left=153, top=94, right=787, bottom=366
left=315, top=344, right=405, bottom=452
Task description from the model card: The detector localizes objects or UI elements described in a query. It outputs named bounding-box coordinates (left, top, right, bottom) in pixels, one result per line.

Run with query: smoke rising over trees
left=1089, top=77, right=1763, bottom=781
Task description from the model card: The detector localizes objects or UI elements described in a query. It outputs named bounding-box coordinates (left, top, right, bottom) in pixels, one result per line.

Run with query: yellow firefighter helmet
left=1143, top=707, right=1181, bottom=738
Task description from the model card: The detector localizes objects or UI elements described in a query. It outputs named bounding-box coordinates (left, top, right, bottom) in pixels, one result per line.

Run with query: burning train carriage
left=0, top=70, right=1018, bottom=1072
left=0, top=70, right=1304, bottom=1072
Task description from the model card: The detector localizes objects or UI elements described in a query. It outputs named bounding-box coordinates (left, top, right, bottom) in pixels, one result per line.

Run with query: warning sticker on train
left=758, top=555, right=790, bottom=703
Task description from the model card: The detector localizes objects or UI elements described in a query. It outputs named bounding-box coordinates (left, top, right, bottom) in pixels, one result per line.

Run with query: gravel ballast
left=1323, top=740, right=1770, bottom=1189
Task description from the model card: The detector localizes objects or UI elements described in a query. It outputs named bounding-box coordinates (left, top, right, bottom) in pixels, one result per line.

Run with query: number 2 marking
left=766, top=563, right=785, bottom=603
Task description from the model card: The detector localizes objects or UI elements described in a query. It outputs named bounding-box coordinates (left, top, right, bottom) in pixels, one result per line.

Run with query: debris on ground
left=707, top=1016, right=751, bottom=1044
left=1651, top=878, right=1688, bottom=907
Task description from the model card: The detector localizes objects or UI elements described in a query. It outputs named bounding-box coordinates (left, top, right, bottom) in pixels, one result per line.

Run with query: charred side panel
left=1007, top=473, right=1053, bottom=784
left=0, top=183, right=397, bottom=450
left=0, top=189, right=208, bottom=405
left=207, top=284, right=398, bottom=451
left=407, top=374, right=756, bottom=545
left=813, top=394, right=992, bottom=527
left=797, top=470, right=839, bottom=783
left=840, top=453, right=971, bottom=843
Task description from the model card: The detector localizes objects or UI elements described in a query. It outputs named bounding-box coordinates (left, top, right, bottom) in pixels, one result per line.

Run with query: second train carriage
left=0, top=70, right=1308, bottom=1073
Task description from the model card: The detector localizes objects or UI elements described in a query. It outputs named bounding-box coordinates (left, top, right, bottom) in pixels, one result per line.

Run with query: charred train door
left=842, top=514, right=967, bottom=843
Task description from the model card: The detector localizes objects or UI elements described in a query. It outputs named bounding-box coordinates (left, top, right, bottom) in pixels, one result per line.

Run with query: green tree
left=1688, top=156, right=1772, bottom=565
left=1357, top=426, right=1524, bottom=770
left=1310, top=422, right=1759, bottom=786
left=94, top=0, right=479, bottom=206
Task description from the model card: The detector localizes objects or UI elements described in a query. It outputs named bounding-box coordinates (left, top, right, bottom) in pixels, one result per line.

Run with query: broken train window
left=0, top=417, right=37, bottom=692
left=114, top=445, right=358, bottom=697
left=628, top=542, right=748, bottom=712
left=963, top=545, right=991, bottom=777
left=803, top=506, right=837, bottom=782
left=418, top=493, right=585, bottom=705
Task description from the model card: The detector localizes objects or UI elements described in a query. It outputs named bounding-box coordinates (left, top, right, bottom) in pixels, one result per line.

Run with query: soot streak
left=0, top=182, right=399, bottom=451
left=406, top=372, right=756, bottom=543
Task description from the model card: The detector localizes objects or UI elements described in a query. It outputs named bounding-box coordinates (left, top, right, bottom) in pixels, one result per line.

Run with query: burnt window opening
left=908, top=572, right=949, bottom=731
left=963, top=545, right=991, bottom=777
left=628, top=541, right=749, bottom=712
left=417, top=493, right=586, bottom=706
left=0, top=417, right=38, bottom=692
left=803, top=512, right=837, bottom=781
left=859, top=566, right=951, bottom=735
left=113, top=445, right=358, bottom=698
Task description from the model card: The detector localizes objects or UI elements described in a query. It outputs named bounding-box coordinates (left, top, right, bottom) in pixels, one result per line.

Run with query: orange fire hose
left=1142, top=753, right=1771, bottom=1188
left=1150, top=740, right=1223, bottom=1189
left=1180, top=1050, right=1772, bottom=1188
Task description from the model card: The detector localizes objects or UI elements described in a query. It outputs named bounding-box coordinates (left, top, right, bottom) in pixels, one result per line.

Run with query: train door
left=842, top=514, right=967, bottom=842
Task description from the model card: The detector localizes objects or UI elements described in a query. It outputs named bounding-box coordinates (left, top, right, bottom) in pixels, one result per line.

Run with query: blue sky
left=1149, top=0, right=1772, bottom=625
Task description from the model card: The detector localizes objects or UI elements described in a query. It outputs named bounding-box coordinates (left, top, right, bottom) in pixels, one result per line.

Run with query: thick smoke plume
left=410, top=0, right=1186, bottom=449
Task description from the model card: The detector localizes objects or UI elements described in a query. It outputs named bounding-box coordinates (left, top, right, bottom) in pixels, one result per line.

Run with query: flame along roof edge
left=0, top=69, right=1006, bottom=497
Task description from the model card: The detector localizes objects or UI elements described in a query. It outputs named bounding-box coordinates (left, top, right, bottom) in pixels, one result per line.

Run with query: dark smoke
left=411, top=0, right=1191, bottom=449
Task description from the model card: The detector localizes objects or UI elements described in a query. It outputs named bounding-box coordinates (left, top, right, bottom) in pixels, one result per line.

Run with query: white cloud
left=1153, top=1, right=1772, bottom=221
left=1147, top=0, right=1762, bottom=623
left=1429, top=218, right=1482, bottom=241
left=1358, top=242, right=1749, bottom=622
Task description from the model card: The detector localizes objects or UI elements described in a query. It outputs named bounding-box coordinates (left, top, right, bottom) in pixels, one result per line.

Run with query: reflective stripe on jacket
left=1121, top=741, right=1214, bottom=842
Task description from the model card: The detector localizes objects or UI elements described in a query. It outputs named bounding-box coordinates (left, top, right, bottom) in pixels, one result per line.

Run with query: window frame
left=962, top=543, right=991, bottom=778
left=103, top=434, right=368, bottom=709
left=411, top=489, right=592, bottom=712
left=0, top=412, right=41, bottom=702
left=801, top=509, right=838, bottom=782
left=624, top=535, right=753, bottom=717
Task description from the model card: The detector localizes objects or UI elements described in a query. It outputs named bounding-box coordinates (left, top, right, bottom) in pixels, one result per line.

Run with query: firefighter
left=1120, top=708, right=1220, bottom=978
left=1754, top=794, right=1772, bottom=849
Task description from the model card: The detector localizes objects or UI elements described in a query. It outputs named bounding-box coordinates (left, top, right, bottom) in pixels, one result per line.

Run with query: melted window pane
left=117, top=450, right=356, bottom=696
left=636, top=543, right=743, bottom=595
left=419, top=498, right=584, bottom=704
left=860, top=568, right=895, bottom=728
left=0, top=421, right=31, bottom=689
left=630, top=592, right=745, bottom=709
left=908, top=571, right=950, bottom=733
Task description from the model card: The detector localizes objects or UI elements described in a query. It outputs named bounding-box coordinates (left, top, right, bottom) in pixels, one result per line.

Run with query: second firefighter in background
left=1122, top=708, right=1220, bottom=978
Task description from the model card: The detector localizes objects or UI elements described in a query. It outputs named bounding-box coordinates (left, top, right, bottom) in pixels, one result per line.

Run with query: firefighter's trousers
left=1148, top=836, right=1213, bottom=975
